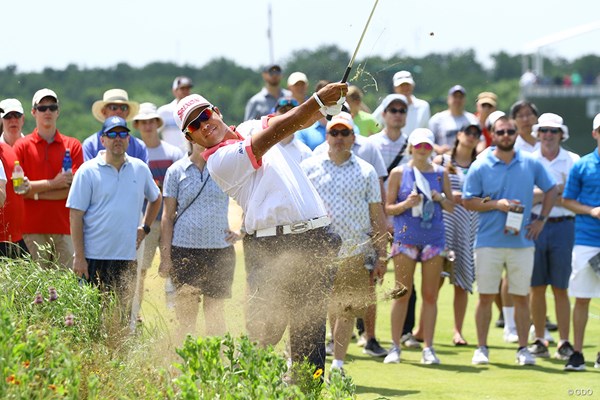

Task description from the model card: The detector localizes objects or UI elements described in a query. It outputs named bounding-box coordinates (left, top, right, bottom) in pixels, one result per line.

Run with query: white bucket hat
left=133, top=102, right=164, bottom=129
left=532, top=113, right=569, bottom=142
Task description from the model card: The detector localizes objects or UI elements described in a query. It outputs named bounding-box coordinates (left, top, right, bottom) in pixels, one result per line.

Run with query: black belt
left=532, top=214, right=575, bottom=223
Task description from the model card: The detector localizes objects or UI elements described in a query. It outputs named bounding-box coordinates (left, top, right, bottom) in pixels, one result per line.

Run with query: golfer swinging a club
left=174, top=82, right=348, bottom=375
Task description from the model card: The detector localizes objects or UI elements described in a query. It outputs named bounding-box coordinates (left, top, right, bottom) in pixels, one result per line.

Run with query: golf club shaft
left=341, top=0, right=379, bottom=84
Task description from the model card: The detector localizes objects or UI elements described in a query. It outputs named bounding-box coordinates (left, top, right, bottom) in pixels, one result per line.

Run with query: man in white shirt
left=372, top=71, right=430, bottom=136
left=527, top=113, right=579, bottom=361
left=174, top=82, right=347, bottom=377
left=158, top=76, right=194, bottom=154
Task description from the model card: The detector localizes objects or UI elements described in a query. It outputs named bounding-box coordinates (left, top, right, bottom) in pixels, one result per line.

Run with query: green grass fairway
left=140, top=210, right=600, bottom=399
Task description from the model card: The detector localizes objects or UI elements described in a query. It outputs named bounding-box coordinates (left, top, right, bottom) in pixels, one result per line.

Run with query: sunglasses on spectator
left=2, top=112, right=23, bottom=119
left=276, top=98, right=299, bottom=109
left=35, top=104, right=58, bottom=112
left=538, top=127, right=561, bottom=134
left=495, top=129, right=517, bottom=136
left=184, top=107, right=214, bottom=135
left=464, top=129, right=481, bottom=138
left=413, top=142, right=433, bottom=150
left=328, top=129, right=353, bottom=137
left=106, top=104, right=129, bottom=112
left=103, top=130, right=130, bottom=139
left=386, top=107, right=407, bottom=114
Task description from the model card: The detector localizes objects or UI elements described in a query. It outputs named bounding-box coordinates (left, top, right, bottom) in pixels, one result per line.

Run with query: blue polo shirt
left=463, top=148, right=556, bottom=248
left=563, top=147, right=600, bottom=246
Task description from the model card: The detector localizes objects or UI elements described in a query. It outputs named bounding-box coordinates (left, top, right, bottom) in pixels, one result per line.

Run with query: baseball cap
left=102, top=116, right=130, bottom=134
left=532, top=113, right=569, bottom=141
left=263, top=64, right=282, bottom=73
left=326, top=111, right=354, bottom=131
left=448, top=85, right=466, bottom=96
left=594, top=113, right=600, bottom=130
left=32, top=88, right=58, bottom=107
left=486, top=110, right=506, bottom=130
left=172, top=76, right=193, bottom=90
left=0, top=98, right=24, bottom=117
left=379, top=94, right=408, bottom=112
left=287, top=71, right=308, bottom=86
left=393, top=70, right=415, bottom=87
left=174, top=94, right=212, bottom=131
left=476, top=91, right=497, bottom=107
left=462, top=123, right=482, bottom=133
left=408, top=128, right=435, bottom=146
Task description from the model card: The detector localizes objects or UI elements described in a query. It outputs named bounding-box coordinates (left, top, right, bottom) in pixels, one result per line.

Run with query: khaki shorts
left=474, top=247, right=534, bottom=296
left=329, top=254, right=372, bottom=318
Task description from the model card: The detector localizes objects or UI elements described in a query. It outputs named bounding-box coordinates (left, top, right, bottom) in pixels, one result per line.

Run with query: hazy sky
left=5, top=0, right=599, bottom=73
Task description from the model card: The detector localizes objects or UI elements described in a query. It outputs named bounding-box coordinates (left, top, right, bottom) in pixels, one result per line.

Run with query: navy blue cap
left=102, top=116, right=130, bottom=134
left=448, top=85, right=466, bottom=96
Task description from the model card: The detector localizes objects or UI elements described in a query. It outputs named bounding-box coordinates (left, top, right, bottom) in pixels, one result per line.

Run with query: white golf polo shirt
left=205, top=117, right=327, bottom=234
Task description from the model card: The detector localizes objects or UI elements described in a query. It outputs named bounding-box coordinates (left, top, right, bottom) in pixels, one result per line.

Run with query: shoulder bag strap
left=383, top=139, right=409, bottom=182
left=173, top=175, right=210, bottom=227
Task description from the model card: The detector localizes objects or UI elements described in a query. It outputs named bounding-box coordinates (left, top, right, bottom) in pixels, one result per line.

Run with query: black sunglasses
left=495, top=129, right=517, bottom=136
left=328, top=129, right=353, bottom=137
left=107, top=104, right=129, bottom=112
left=386, top=107, right=407, bottom=114
left=538, top=127, right=561, bottom=134
left=35, top=104, right=59, bottom=112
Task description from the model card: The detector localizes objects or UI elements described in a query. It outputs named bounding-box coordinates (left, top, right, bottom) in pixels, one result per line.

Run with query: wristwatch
left=537, top=215, right=549, bottom=223
left=142, top=224, right=151, bottom=235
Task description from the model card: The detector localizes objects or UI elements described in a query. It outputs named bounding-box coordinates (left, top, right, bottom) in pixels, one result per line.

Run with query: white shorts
left=568, top=245, right=600, bottom=298
left=474, top=247, right=534, bottom=296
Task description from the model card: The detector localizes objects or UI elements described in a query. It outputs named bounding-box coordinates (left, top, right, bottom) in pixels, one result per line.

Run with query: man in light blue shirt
left=68, top=116, right=161, bottom=318
left=561, top=113, right=600, bottom=371
left=463, top=114, right=557, bottom=366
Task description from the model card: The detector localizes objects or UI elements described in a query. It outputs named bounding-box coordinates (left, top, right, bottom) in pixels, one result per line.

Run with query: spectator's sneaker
left=529, top=325, right=555, bottom=343
left=356, top=333, right=368, bottom=347
left=472, top=346, right=490, bottom=365
left=325, top=340, right=334, bottom=356
left=564, top=351, right=586, bottom=371
left=421, top=347, right=441, bottom=365
left=516, top=348, right=536, bottom=365
left=383, top=346, right=401, bottom=364
left=363, top=338, right=388, bottom=357
left=400, top=332, right=422, bottom=349
left=554, top=341, right=575, bottom=360
left=595, top=352, right=600, bottom=369
left=503, top=327, right=519, bottom=343
left=527, top=339, right=550, bottom=358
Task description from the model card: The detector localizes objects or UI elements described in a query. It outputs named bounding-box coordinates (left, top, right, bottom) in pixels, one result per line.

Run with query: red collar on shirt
left=201, top=126, right=244, bottom=161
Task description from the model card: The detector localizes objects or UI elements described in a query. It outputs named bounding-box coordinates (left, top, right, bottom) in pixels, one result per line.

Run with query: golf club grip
left=326, top=66, right=352, bottom=121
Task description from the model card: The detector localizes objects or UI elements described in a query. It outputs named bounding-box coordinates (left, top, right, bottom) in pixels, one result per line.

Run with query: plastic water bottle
left=11, top=161, right=27, bottom=194
left=62, top=148, right=72, bottom=173
left=164, top=277, right=176, bottom=310
left=420, top=198, right=434, bottom=229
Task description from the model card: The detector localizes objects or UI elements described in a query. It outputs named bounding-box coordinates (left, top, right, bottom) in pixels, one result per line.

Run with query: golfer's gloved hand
left=323, top=96, right=345, bottom=117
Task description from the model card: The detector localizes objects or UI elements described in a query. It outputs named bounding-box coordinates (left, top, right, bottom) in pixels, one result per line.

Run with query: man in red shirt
left=13, top=88, right=83, bottom=269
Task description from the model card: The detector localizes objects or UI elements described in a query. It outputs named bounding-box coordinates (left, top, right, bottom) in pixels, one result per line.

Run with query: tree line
left=1, top=46, right=598, bottom=142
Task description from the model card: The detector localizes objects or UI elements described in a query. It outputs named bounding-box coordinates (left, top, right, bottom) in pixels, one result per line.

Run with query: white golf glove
left=313, top=93, right=346, bottom=117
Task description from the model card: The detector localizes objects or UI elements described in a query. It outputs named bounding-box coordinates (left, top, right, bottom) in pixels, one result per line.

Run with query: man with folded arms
left=174, top=81, right=347, bottom=377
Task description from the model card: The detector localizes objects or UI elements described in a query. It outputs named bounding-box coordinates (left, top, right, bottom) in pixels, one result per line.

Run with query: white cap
left=408, top=128, right=435, bottom=146
left=593, top=113, right=600, bottom=130
left=32, top=88, right=58, bottom=107
left=172, top=76, right=193, bottom=90
left=326, top=111, right=354, bottom=131
left=0, top=98, right=24, bottom=117
left=174, top=94, right=212, bottom=131
left=532, top=112, right=569, bottom=142
left=393, top=70, right=415, bottom=87
left=486, top=110, right=506, bottom=130
left=287, top=71, right=308, bottom=86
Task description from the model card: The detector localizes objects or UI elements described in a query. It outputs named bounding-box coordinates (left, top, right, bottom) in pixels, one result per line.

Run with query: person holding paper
left=384, top=128, right=454, bottom=365
left=462, top=114, right=558, bottom=366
